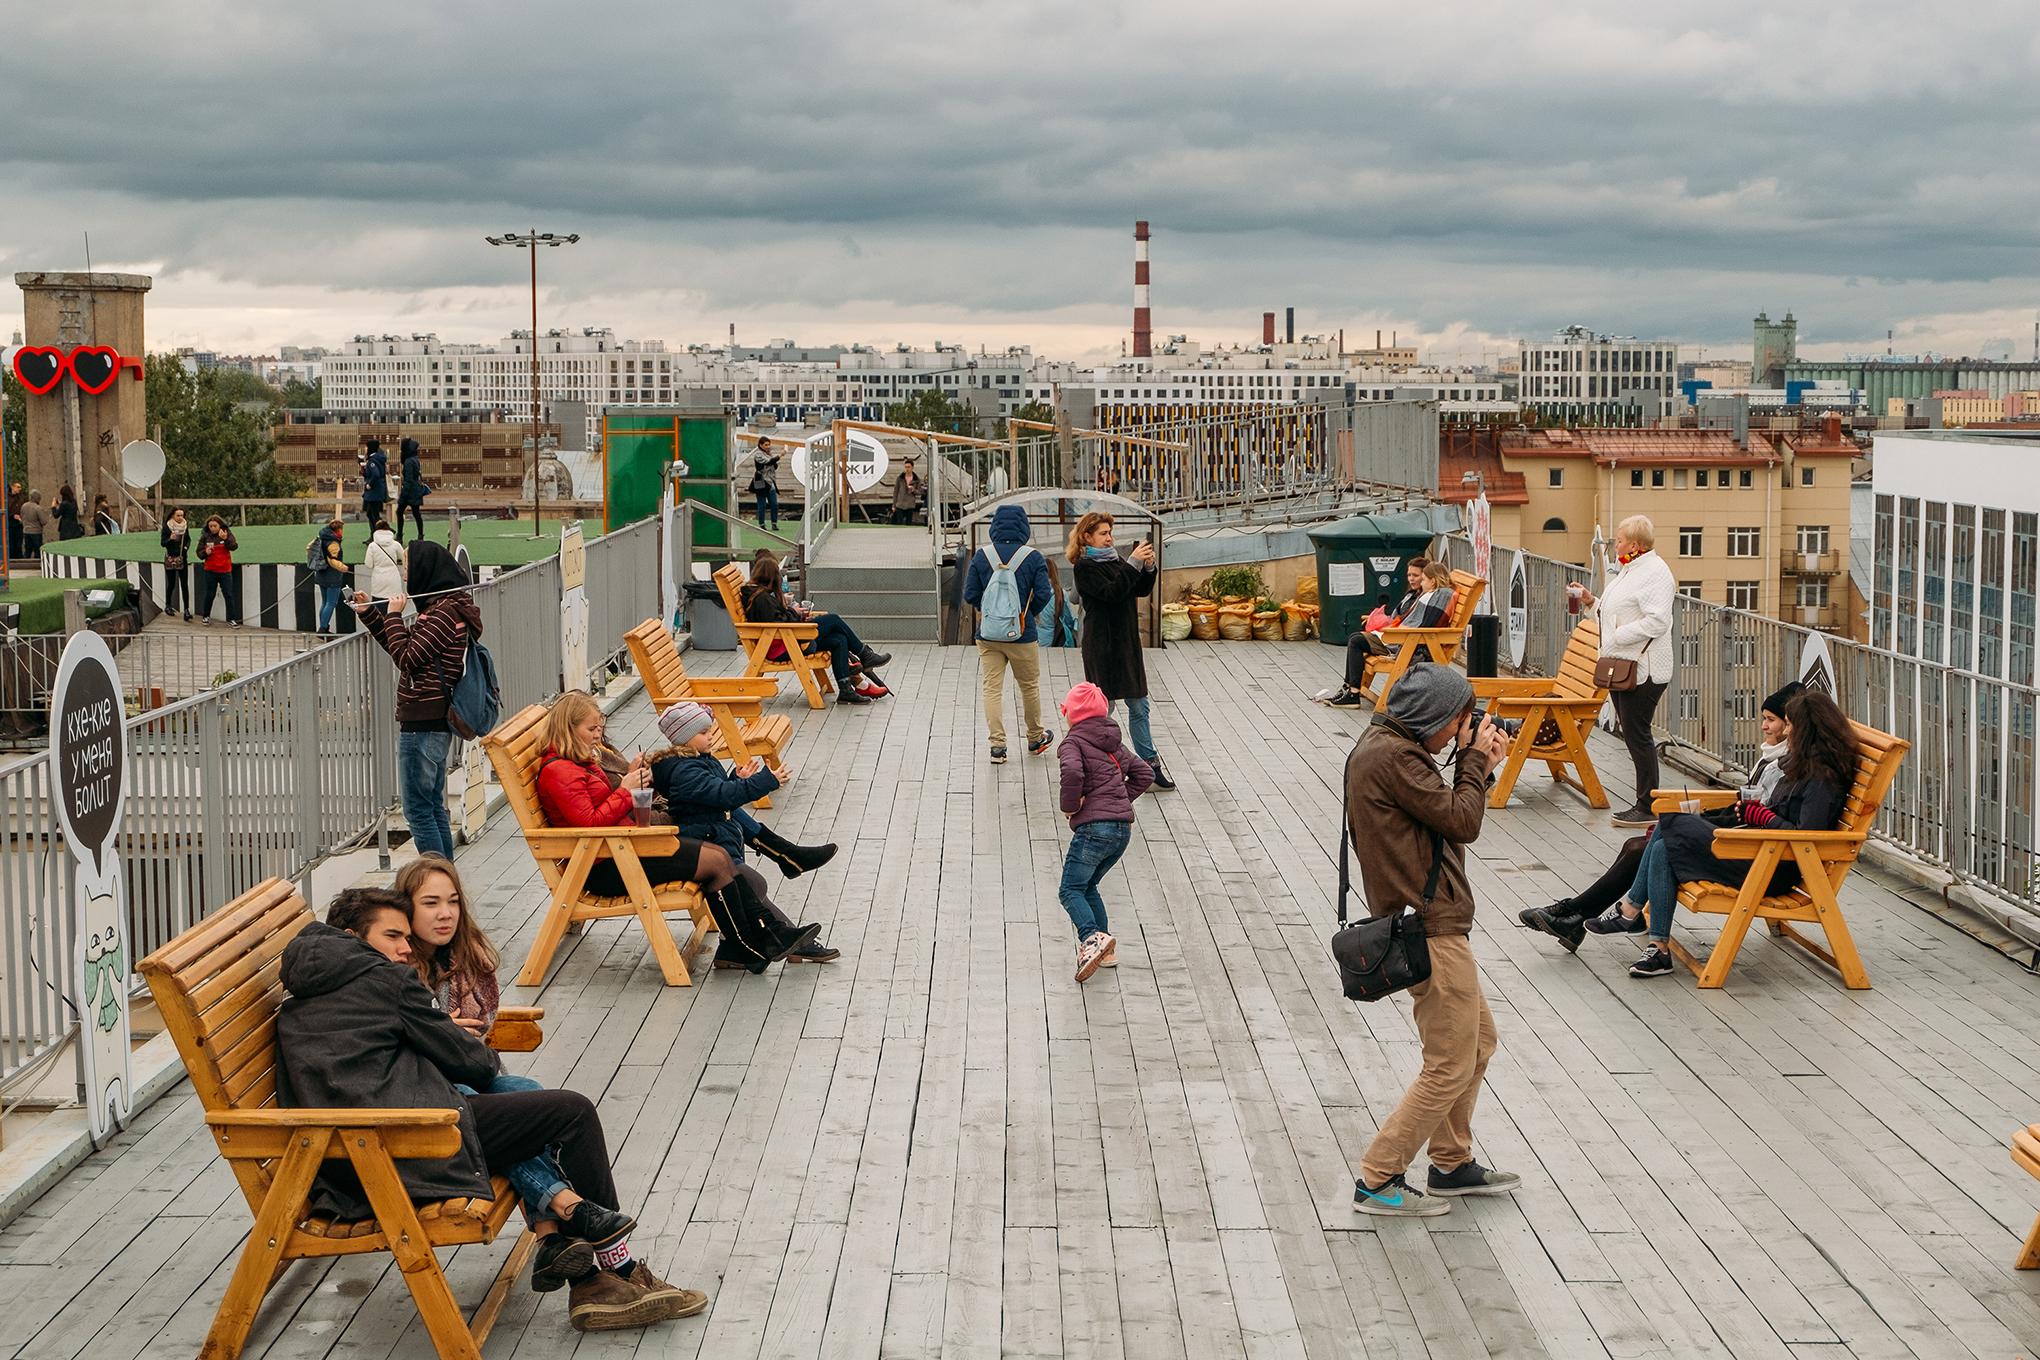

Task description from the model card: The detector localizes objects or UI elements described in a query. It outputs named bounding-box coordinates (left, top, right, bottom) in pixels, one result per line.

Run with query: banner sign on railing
left=52, top=630, right=132, bottom=1140
left=561, top=521, right=588, bottom=693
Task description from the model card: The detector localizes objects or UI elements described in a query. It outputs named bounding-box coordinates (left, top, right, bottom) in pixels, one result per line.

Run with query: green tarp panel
left=602, top=409, right=732, bottom=543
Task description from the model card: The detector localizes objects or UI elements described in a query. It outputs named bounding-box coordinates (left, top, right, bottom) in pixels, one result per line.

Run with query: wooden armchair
left=2012, top=1124, right=2040, bottom=1269
left=1648, top=720, right=1910, bottom=989
left=1357, top=570, right=1488, bottom=710
left=135, top=878, right=546, bottom=1360
left=713, top=562, right=833, bottom=709
left=624, top=617, right=792, bottom=806
left=480, top=704, right=715, bottom=988
left=1470, top=618, right=1611, bottom=809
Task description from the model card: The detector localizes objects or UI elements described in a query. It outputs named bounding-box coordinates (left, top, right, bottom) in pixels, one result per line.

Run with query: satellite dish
left=119, top=439, right=166, bottom=488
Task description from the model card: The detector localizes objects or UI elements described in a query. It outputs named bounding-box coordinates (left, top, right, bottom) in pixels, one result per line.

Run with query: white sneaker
left=1075, top=932, right=1115, bottom=982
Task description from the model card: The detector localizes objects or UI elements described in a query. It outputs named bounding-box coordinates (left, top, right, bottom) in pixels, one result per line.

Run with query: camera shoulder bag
left=1331, top=776, right=1439, bottom=1002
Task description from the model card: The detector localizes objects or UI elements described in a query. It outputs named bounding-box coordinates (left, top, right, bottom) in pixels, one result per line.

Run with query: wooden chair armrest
left=1709, top=827, right=1866, bottom=843
left=686, top=678, right=779, bottom=698
left=1651, top=789, right=1738, bottom=813
left=487, top=1006, right=545, bottom=1053
left=1378, top=625, right=1456, bottom=643
left=735, top=622, right=821, bottom=640
left=1469, top=678, right=1553, bottom=698
left=1491, top=696, right=1603, bottom=716
left=209, top=1108, right=460, bottom=1128
left=1707, top=827, right=1865, bottom=862
left=523, top=828, right=681, bottom=859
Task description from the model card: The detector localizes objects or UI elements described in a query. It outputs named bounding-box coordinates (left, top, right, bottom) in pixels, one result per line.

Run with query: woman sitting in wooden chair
left=743, top=553, right=892, bottom=705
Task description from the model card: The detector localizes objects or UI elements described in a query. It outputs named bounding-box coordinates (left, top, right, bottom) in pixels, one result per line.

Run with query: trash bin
left=1306, top=510, right=1439, bottom=647
left=684, top=580, right=738, bottom=651
left=1465, top=615, right=1500, bottom=677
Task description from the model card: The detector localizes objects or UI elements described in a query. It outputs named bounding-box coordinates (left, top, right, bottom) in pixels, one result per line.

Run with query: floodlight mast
left=485, top=230, right=581, bottom=532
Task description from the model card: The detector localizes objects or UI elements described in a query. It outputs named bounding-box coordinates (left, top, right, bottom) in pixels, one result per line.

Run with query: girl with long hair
left=534, top=692, right=817, bottom=972
left=742, top=554, right=891, bottom=706
left=1067, top=510, right=1174, bottom=789
left=1622, top=689, right=1857, bottom=978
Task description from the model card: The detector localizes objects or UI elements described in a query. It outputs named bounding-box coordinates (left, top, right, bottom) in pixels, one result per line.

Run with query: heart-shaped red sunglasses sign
left=10, top=346, right=143, bottom=395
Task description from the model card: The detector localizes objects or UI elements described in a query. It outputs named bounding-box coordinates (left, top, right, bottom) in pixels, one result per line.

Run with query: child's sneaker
left=1096, top=939, right=1117, bottom=968
left=1075, top=932, right=1114, bottom=981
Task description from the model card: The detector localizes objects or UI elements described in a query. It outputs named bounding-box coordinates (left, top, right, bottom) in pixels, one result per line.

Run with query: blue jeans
left=454, top=1073, right=563, bottom=1220
left=1630, top=832, right=1679, bottom=942
left=1108, top=696, right=1157, bottom=761
left=755, top=485, right=779, bottom=528
left=399, top=729, right=454, bottom=858
left=318, top=584, right=346, bottom=632
left=1058, top=820, right=1131, bottom=942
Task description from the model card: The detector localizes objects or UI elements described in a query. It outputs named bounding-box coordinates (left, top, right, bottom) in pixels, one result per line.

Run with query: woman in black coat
left=1624, top=689, right=1858, bottom=978
left=53, top=484, right=83, bottom=541
left=1068, top=509, right=1174, bottom=789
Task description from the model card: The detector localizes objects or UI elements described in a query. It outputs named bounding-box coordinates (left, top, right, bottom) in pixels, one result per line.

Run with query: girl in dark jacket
left=743, top=554, right=891, bottom=705
left=53, top=485, right=83, bottom=540
left=534, top=692, right=817, bottom=973
left=314, top=518, right=351, bottom=635
left=1069, top=510, right=1174, bottom=788
left=648, top=702, right=839, bottom=965
left=1056, top=681, right=1155, bottom=981
left=1624, top=689, right=1857, bottom=978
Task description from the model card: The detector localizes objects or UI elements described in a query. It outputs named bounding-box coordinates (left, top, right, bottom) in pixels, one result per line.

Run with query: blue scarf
left=1084, top=545, right=1120, bottom=562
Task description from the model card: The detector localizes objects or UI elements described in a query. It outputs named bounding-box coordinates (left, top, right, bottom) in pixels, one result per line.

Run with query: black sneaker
left=1629, top=947, right=1675, bottom=978
left=1148, top=757, right=1176, bottom=790
left=1426, top=1160, right=1522, bottom=1197
left=1324, top=686, right=1369, bottom=710
left=1611, top=804, right=1657, bottom=828
left=1028, top=730, right=1055, bottom=756
left=989, top=746, right=1007, bottom=764
left=531, top=1234, right=597, bottom=1292
left=565, top=1201, right=637, bottom=1253
left=1584, top=908, right=1647, bottom=935
left=1518, top=901, right=1587, bottom=954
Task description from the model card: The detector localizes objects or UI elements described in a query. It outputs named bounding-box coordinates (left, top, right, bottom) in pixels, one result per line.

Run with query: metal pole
left=530, top=228, right=540, bottom=535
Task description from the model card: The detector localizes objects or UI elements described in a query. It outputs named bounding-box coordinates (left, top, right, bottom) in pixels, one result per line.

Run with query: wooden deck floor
left=6, top=640, right=2040, bottom=1359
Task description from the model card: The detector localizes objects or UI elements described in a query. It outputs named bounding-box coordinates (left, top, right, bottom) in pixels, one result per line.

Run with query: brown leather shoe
left=626, top=1261, right=709, bottom=1319
left=567, top=1270, right=667, bottom=1331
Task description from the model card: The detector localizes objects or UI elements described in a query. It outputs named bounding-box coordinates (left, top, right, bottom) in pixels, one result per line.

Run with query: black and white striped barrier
left=43, top=551, right=504, bottom=633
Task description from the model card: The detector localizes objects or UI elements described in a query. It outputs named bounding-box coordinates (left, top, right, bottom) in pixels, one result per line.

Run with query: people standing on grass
left=196, top=515, right=241, bottom=626
left=397, top=437, right=429, bottom=542
left=963, top=504, right=1055, bottom=765
left=19, top=490, right=46, bottom=557
left=361, top=438, right=390, bottom=527
left=1568, top=514, right=1675, bottom=828
left=749, top=439, right=781, bottom=530
left=1057, top=682, right=1153, bottom=982
left=1069, top=510, right=1175, bottom=789
left=160, top=508, right=192, bottom=620
left=314, top=517, right=351, bottom=637
left=352, top=541, right=477, bottom=858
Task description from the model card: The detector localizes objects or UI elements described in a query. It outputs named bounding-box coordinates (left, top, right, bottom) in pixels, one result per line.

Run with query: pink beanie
left=1060, top=682, right=1108, bottom=725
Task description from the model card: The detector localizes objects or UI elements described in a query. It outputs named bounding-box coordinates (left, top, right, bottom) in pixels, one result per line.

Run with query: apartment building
left=1497, top=423, right=1856, bottom=630
left=1519, top=325, right=1682, bottom=424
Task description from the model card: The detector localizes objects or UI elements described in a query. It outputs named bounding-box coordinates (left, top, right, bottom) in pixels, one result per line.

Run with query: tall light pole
left=486, top=229, right=579, bottom=531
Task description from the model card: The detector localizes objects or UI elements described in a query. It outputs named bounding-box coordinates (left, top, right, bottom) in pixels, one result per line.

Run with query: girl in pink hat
left=1056, top=682, right=1154, bottom=980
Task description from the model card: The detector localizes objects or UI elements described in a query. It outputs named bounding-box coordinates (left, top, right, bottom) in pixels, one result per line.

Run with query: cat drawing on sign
left=77, top=884, right=133, bottom=1137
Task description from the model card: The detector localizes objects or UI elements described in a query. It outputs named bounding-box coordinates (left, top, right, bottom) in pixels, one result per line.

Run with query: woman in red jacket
left=535, top=692, right=816, bottom=972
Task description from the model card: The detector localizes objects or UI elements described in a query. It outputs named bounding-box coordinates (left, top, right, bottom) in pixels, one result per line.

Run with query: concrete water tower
left=12, top=272, right=152, bottom=513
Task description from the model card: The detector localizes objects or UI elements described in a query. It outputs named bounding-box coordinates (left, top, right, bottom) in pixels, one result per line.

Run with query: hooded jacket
left=363, top=445, right=389, bottom=504
left=360, top=542, right=481, bottom=728
left=1059, top=714, right=1154, bottom=826
left=314, top=525, right=348, bottom=588
left=654, top=749, right=780, bottom=855
left=399, top=440, right=428, bottom=506
left=276, top=922, right=500, bottom=1220
left=1342, top=716, right=1493, bottom=938
left=963, top=505, right=1054, bottom=644
left=364, top=528, right=405, bottom=599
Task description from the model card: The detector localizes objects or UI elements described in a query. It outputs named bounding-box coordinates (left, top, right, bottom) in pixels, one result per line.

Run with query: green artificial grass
left=49, top=518, right=570, bottom=569
left=0, top=576, right=130, bottom=634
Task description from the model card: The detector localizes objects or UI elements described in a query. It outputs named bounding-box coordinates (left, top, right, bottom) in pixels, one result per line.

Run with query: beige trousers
left=1359, top=933, right=1497, bottom=1185
left=978, top=638, right=1046, bottom=747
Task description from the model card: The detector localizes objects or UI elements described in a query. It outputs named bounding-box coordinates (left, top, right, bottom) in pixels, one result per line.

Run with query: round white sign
left=842, top=428, right=891, bottom=493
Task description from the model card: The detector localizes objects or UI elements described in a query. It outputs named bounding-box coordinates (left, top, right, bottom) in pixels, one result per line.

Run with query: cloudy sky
left=4, top=1, right=2038, bottom=368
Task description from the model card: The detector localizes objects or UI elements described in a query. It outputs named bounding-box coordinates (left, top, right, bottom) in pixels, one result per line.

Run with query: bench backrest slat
left=1554, top=620, right=1604, bottom=700
left=479, top=705, right=558, bottom=837
left=1445, top=571, right=1487, bottom=629
left=714, top=564, right=751, bottom=625
left=625, top=619, right=691, bottom=709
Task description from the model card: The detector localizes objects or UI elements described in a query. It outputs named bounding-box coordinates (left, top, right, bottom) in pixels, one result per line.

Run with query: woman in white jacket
left=1568, top=514, right=1676, bottom=827
left=363, top=519, right=407, bottom=601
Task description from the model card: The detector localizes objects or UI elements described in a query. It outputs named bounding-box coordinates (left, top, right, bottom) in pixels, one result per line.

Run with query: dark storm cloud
left=3, top=0, right=2038, bottom=350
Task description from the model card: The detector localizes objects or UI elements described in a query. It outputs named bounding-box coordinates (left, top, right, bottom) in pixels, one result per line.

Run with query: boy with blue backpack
left=963, top=505, right=1055, bottom=764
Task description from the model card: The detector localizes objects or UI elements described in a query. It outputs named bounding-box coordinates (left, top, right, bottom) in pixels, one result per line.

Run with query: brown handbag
left=1593, top=637, right=1653, bottom=692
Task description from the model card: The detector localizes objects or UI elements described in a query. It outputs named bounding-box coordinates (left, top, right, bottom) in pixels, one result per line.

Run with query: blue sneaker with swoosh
left=1353, top=1172, right=1451, bottom=1217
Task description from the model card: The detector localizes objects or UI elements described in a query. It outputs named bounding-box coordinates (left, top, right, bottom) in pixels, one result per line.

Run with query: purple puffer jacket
left=1059, top=715, right=1154, bottom=826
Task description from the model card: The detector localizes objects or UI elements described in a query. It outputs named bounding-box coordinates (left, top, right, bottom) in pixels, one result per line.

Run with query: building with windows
left=1870, top=429, right=2040, bottom=679
left=1518, top=326, right=1683, bottom=425
left=1495, top=422, right=1856, bottom=631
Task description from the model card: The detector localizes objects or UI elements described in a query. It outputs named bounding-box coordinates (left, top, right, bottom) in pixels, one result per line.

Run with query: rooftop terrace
left=4, top=640, right=2038, bottom=1358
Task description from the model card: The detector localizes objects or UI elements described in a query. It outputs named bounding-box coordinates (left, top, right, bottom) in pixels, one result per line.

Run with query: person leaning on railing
left=1567, top=514, right=1675, bottom=829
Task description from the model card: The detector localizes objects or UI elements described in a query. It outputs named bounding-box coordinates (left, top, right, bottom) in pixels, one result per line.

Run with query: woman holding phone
left=1068, top=511, right=1174, bottom=790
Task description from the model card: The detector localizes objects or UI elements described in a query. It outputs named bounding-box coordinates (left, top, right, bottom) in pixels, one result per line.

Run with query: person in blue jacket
left=962, top=503, right=1055, bottom=765
left=361, top=438, right=389, bottom=526
left=648, top=702, right=840, bottom=966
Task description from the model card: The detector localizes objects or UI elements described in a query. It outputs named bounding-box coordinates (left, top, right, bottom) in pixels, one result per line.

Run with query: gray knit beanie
left=657, top=701, right=715, bottom=747
left=1380, top=663, right=1474, bottom=742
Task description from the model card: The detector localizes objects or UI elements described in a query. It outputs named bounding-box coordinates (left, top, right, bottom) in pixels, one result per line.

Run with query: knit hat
left=1379, top=663, right=1474, bottom=742
left=657, top=701, right=715, bottom=747
left=1761, top=680, right=1804, bottom=719
left=1059, top=681, right=1107, bottom=725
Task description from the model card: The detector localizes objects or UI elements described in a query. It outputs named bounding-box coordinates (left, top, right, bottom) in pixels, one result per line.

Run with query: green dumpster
left=1306, top=511, right=1438, bottom=646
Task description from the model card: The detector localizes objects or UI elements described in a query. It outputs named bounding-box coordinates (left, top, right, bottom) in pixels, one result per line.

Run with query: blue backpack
left=444, top=637, right=501, bottom=741
left=978, top=543, right=1036, bottom=642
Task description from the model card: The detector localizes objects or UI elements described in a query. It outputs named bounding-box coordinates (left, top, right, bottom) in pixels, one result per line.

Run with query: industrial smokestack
left=1263, top=313, right=1275, bottom=346
left=1133, top=222, right=1151, bottom=358
left=1286, top=308, right=1294, bottom=344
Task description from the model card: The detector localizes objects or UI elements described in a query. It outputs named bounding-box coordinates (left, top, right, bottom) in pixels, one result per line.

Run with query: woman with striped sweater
left=1567, top=514, right=1676, bottom=828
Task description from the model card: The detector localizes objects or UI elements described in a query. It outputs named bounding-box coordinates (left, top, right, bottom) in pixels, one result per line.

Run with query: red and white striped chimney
left=1133, top=221, right=1151, bottom=358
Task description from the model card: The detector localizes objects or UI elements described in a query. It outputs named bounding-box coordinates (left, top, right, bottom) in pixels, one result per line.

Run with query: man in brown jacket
left=1345, top=663, right=1521, bottom=1216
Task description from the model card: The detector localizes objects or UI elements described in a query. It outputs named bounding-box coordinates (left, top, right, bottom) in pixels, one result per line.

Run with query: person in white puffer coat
left=1567, top=513, right=1676, bottom=827
left=364, top=520, right=407, bottom=601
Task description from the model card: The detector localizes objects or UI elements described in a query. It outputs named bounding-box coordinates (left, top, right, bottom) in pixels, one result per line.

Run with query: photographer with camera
left=1344, top=664, right=1521, bottom=1216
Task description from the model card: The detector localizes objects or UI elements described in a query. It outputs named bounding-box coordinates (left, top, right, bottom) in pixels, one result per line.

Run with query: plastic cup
left=632, top=787, right=654, bottom=827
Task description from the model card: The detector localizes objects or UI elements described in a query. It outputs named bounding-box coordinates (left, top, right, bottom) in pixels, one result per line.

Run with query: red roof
left=1501, top=427, right=1778, bottom=466
left=1437, top=427, right=1529, bottom=504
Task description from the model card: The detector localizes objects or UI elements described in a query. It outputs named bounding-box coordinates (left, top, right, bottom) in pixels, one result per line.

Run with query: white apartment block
left=1520, top=325, right=1681, bottom=422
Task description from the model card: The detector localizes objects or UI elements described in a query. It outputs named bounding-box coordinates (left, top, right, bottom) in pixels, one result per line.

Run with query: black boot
left=857, top=645, right=891, bottom=672
left=715, top=875, right=820, bottom=973
left=1517, top=900, right=1588, bottom=953
left=749, top=824, right=838, bottom=878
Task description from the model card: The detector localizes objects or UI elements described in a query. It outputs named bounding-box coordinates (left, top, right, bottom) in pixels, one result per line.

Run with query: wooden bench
left=1471, top=618, right=1611, bottom=810
left=624, top=617, right=793, bottom=807
left=1356, top=570, right=1488, bottom=710
left=2012, top=1124, right=2040, bottom=1269
left=1648, top=720, right=1910, bottom=989
left=135, top=878, right=546, bottom=1360
left=481, top=703, right=716, bottom=987
left=713, top=562, right=834, bottom=709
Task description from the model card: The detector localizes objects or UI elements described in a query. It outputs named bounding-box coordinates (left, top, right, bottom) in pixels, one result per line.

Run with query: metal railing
left=581, top=516, right=662, bottom=679
left=472, top=555, right=563, bottom=718
left=0, top=631, right=327, bottom=746
left=1434, top=532, right=2040, bottom=932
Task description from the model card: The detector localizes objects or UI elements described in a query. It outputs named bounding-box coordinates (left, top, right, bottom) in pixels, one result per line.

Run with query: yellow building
left=1495, top=425, right=1855, bottom=632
